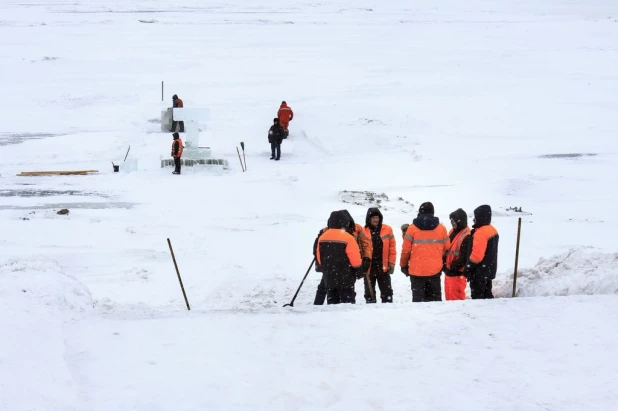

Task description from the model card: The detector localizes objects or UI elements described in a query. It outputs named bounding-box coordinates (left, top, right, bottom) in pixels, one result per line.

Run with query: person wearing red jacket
left=277, top=101, right=294, bottom=136
left=363, top=208, right=396, bottom=303
left=464, top=205, right=499, bottom=299
left=400, top=202, right=450, bottom=302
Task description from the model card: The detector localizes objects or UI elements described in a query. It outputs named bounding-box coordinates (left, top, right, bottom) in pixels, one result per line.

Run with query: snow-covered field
left=1, top=0, right=618, bottom=410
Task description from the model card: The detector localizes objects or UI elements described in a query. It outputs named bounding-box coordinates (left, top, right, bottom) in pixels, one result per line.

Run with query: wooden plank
left=17, top=170, right=99, bottom=176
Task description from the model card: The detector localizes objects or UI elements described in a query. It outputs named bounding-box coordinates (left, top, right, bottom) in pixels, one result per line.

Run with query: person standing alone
left=171, top=132, right=183, bottom=174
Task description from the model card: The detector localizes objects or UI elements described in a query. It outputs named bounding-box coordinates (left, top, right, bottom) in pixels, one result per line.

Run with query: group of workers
left=313, top=203, right=499, bottom=304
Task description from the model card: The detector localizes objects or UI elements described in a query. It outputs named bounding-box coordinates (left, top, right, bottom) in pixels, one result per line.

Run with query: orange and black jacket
left=363, top=208, right=396, bottom=273
left=316, top=211, right=362, bottom=276
left=465, top=208, right=499, bottom=279
left=173, top=98, right=184, bottom=108
left=171, top=138, right=183, bottom=158
left=444, top=227, right=471, bottom=277
left=400, top=214, right=450, bottom=277
left=466, top=225, right=499, bottom=279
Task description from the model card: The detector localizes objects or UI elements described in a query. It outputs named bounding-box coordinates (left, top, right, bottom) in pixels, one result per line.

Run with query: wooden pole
left=123, top=145, right=131, bottom=162
left=512, top=217, right=522, bottom=297
left=236, top=147, right=245, bottom=172
left=167, top=238, right=191, bottom=310
left=240, top=141, right=247, bottom=171
left=283, top=258, right=316, bottom=307
left=161, top=81, right=164, bottom=101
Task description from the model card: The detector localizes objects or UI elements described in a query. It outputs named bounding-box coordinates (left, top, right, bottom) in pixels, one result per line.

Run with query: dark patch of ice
left=539, top=153, right=598, bottom=159
left=0, top=189, right=108, bottom=198
left=0, top=202, right=136, bottom=210
left=0, top=132, right=65, bottom=146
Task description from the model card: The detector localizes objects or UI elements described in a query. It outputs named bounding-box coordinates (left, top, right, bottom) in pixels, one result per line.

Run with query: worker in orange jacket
left=170, top=94, right=184, bottom=133
left=171, top=132, right=183, bottom=175
left=277, top=101, right=294, bottom=136
left=443, top=208, right=471, bottom=300
left=316, top=210, right=363, bottom=304
left=313, top=210, right=371, bottom=305
left=464, top=205, right=499, bottom=299
left=363, top=208, right=396, bottom=303
left=400, top=202, right=450, bottom=302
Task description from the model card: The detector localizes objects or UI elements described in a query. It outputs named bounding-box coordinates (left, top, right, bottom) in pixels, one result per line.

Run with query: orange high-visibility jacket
left=171, top=138, right=183, bottom=158
left=363, top=225, right=396, bottom=272
left=445, top=227, right=471, bottom=273
left=316, top=228, right=362, bottom=269
left=400, top=221, right=450, bottom=276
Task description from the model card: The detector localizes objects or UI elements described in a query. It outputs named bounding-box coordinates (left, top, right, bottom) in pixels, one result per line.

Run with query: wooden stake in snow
left=161, top=81, right=164, bottom=102
left=240, top=141, right=247, bottom=171
left=512, top=217, right=522, bottom=297
left=167, top=238, right=191, bottom=310
left=236, top=146, right=245, bottom=172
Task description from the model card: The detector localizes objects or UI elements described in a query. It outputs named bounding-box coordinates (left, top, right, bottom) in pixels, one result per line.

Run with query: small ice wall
left=494, top=247, right=618, bottom=297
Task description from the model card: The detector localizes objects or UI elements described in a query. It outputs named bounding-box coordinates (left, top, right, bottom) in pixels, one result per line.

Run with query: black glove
left=315, top=262, right=322, bottom=273
left=352, top=267, right=363, bottom=280
left=361, top=257, right=371, bottom=273
left=401, top=266, right=409, bottom=276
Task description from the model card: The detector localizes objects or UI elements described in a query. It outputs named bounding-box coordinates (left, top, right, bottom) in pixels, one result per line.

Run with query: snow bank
left=0, top=258, right=92, bottom=411
left=494, top=247, right=618, bottom=297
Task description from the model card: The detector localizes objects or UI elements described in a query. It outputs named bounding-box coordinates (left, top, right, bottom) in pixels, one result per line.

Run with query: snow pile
left=494, top=248, right=618, bottom=297
left=0, top=257, right=92, bottom=313
left=0, top=258, right=92, bottom=411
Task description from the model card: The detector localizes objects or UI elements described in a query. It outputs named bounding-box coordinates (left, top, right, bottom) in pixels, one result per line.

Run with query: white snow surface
left=2, top=0, right=618, bottom=410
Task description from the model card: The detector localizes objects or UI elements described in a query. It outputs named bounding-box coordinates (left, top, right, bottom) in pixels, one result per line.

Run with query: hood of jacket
left=365, top=207, right=383, bottom=229
left=449, top=208, right=468, bottom=231
left=473, top=205, right=492, bottom=228
left=327, top=210, right=351, bottom=230
left=413, top=214, right=440, bottom=231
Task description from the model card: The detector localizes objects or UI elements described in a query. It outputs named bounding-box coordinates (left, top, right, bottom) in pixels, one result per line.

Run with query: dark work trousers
left=324, top=270, right=356, bottom=304
left=270, top=142, right=281, bottom=159
left=314, top=275, right=327, bottom=305
left=171, top=120, right=185, bottom=133
left=470, top=275, right=494, bottom=299
left=364, top=266, right=393, bottom=303
left=173, top=157, right=181, bottom=174
left=409, top=274, right=442, bottom=302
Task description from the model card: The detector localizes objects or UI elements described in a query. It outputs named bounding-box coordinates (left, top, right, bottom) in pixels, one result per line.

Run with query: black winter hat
left=172, top=132, right=179, bottom=139
left=474, top=205, right=492, bottom=227
left=340, top=209, right=356, bottom=234
left=365, top=207, right=383, bottom=227
left=418, top=202, right=435, bottom=215
left=449, top=208, right=468, bottom=229
left=172, top=94, right=178, bottom=100
left=327, top=210, right=351, bottom=230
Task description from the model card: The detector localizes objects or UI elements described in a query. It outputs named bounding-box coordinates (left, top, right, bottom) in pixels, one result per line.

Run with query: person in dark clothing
left=268, top=118, right=285, bottom=160
left=170, top=94, right=185, bottom=133
left=362, top=208, right=396, bottom=303
left=316, top=210, right=363, bottom=304
left=313, top=210, right=365, bottom=305
left=171, top=132, right=183, bottom=174
left=400, top=202, right=450, bottom=302
left=464, top=205, right=499, bottom=299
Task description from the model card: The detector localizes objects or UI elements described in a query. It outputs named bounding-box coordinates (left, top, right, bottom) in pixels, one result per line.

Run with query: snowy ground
left=1, top=0, right=618, bottom=410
